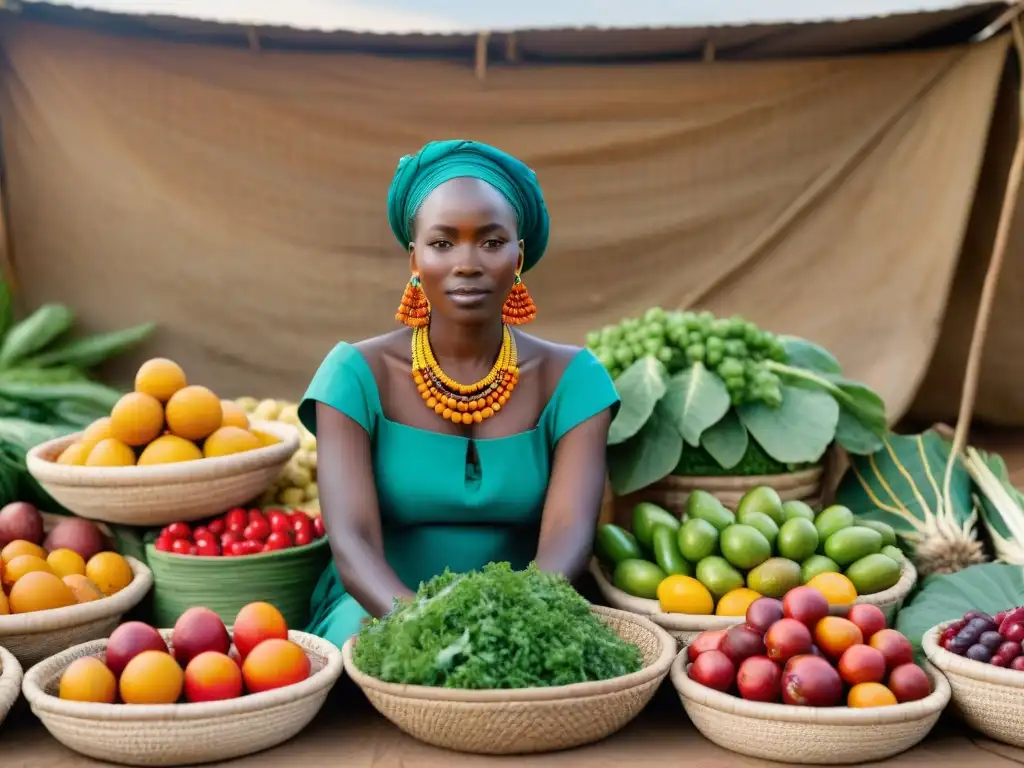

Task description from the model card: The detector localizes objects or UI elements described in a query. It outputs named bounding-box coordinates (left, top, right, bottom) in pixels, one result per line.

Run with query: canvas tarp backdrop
left=0, top=19, right=1014, bottom=425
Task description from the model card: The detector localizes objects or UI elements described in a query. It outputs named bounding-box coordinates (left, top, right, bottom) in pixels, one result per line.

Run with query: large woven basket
left=22, top=628, right=343, bottom=766
left=0, top=556, right=152, bottom=667
left=25, top=420, right=299, bottom=527
left=590, top=557, right=917, bottom=647
left=144, top=537, right=330, bottom=629
left=671, top=646, right=950, bottom=764
left=922, top=623, right=1024, bottom=747
left=343, top=605, right=676, bottom=755
left=0, top=644, right=22, bottom=728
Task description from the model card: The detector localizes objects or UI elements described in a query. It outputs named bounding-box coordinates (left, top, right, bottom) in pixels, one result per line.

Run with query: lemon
left=656, top=574, right=714, bottom=615
left=715, top=587, right=763, bottom=616
left=806, top=571, right=858, bottom=605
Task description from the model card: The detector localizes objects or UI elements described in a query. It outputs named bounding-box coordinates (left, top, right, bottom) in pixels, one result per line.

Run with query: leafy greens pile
left=353, top=562, right=643, bottom=689
left=590, top=308, right=887, bottom=495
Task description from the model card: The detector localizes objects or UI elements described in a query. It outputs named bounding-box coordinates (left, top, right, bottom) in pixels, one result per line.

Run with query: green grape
left=706, top=336, right=725, bottom=354
left=706, top=347, right=723, bottom=367
left=643, top=337, right=662, bottom=355
left=724, top=375, right=745, bottom=393
left=717, top=358, right=744, bottom=379
left=644, top=306, right=667, bottom=324
left=711, top=318, right=731, bottom=337
left=686, top=344, right=706, bottom=364
left=597, top=350, right=616, bottom=369
left=645, top=321, right=665, bottom=340
left=657, top=346, right=673, bottom=364
left=697, top=310, right=715, bottom=324
left=688, top=331, right=704, bottom=345
left=602, top=326, right=623, bottom=344
left=727, top=317, right=747, bottom=338
left=615, top=346, right=634, bottom=366
left=586, top=331, right=601, bottom=348
left=631, top=343, right=645, bottom=360
left=724, top=339, right=748, bottom=358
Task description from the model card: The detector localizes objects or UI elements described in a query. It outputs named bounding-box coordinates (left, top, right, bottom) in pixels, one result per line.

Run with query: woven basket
left=22, top=628, right=343, bottom=766
left=0, top=557, right=152, bottom=667
left=144, top=537, right=330, bottom=629
left=922, top=623, right=1024, bottom=747
left=590, top=558, right=917, bottom=647
left=0, top=644, right=22, bottom=728
left=343, top=605, right=676, bottom=755
left=25, top=420, right=299, bottom=527
left=671, top=645, right=950, bottom=764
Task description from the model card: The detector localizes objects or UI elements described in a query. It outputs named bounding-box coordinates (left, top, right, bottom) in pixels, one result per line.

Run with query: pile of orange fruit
left=0, top=538, right=134, bottom=615
left=55, top=358, right=280, bottom=468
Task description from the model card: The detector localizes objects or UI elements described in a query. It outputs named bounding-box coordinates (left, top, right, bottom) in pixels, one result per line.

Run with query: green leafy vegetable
left=896, top=563, right=1024, bottom=660
left=738, top=386, right=838, bottom=464
left=777, top=335, right=841, bottom=374
left=700, top=410, right=749, bottom=470
left=608, top=403, right=683, bottom=495
left=353, top=563, right=643, bottom=689
left=834, top=431, right=985, bottom=578
left=607, top=357, right=667, bottom=445
left=660, top=363, right=730, bottom=447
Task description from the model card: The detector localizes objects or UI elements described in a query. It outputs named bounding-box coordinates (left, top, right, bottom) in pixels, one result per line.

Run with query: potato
left=0, top=502, right=44, bottom=547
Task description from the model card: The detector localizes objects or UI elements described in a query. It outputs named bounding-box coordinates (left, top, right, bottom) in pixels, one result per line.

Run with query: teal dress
left=298, top=342, right=619, bottom=648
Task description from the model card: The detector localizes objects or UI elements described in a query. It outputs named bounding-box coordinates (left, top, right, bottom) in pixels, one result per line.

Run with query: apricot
left=59, top=656, right=117, bottom=703
left=233, top=601, right=288, bottom=660
left=63, top=574, right=105, bottom=603
left=47, top=548, right=87, bottom=579
left=220, top=401, right=250, bottom=430
left=9, top=570, right=76, bottom=613
left=137, top=434, right=203, bottom=466
left=165, top=386, right=223, bottom=442
left=184, top=651, right=244, bottom=702
left=82, top=417, right=115, bottom=443
left=135, top=358, right=187, bottom=402
left=2, top=539, right=47, bottom=563
left=58, top=440, right=94, bottom=466
left=2, top=554, right=53, bottom=590
left=837, top=643, right=887, bottom=686
left=813, top=616, right=864, bottom=660
left=119, top=651, right=183, bottom=704
left=109, top=392, right=165, bottom=447
left=242, top=639, right=310, bottom=694
left=847, top=681, right=898, bottom=708
left=85, top=552, right=134, bottom=596
left=85, top=438, right=136, bottom=467
left=203, top=426, right=261, bottom=459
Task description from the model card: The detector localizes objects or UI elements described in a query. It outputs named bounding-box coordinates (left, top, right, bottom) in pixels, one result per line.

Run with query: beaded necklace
left=411, top=325, right=519, bottom=425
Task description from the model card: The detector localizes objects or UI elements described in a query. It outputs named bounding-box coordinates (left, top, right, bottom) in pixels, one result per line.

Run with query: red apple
left=737, top=655, right=782, bottom=702
left=688, top=649, right=735, bottom=692
left=782, top=655, right=843, bottom=707
left=171, top=607, right=230, bottom=666
left=765, top=619, right=813, bottom=663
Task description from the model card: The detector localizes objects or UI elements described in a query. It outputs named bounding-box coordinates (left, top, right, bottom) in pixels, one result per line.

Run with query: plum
left=689, top=629, right=727, bottom=663
left=1011, top=656, right=1024, bottom=672
left=782, top=587, right=829, bottom=628
left=765, top=618, right=813, bottom=663
left=888, top=663, right=931, bottom=703
left=869, top=629, right=915, bottom=671
left=997, top=641, right=1021, bottom=661
left=737, top=656, right=781, bottom=702
left=721, top=625, right=766, bottom=664
left=782, top=655, right=844, bottom=707
left=0, top=502, right=43, bottom=547
left=979, top=631, right=1004, bottom=651
left=745, top=597, right=784, bottom=635
left=689, top=649, right=736, bottom=692
left=43, top=517, right=106, bottom=561
left=1002, top=623, right=1024, bottom=644
left=966, top=644, right=992, bottom=663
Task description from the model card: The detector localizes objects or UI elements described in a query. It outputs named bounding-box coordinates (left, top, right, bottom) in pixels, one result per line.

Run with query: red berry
left=225, top=508, right=247, bottom=530
left=220, top=532, right=241, bottom=550
left=207, top=518, right=226, bottom=536
left=229, top=541, right=248, bottom=557
left=292, top=514, right=313, bottom=538
left=243, top=540, right=262, bottom=555
left=248, top=509, right=266, bottom=525
left=154, top=536, right=173, bottom=553
left=265, top=532, right=292, bottom=551
left=171, top=539, right=192, bottom=555
left=269, top=511, right=292, bottom=534
left=295, top=530, right=313, bottom=547
left=313, top=517, right=325, bottom=538
left=196, top=540, right=220, bottom=557
left=193, top=525, right=211, bottom=538
left=243, top=519, right=271, bottom=542
left=166, top=522, right=192, bottom=541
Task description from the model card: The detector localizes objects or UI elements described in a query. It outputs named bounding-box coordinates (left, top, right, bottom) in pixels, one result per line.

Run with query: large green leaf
left=607, top=357, right=668, bottom=445
left=833, top=431, right=977, bottom=560
left=896, top=563, right=1024, bottom=661
left=834, top=409, right=885, bottom=455
left=660, top=363, right=730, bottom=447
left=607, top=404, right=684, bottom=495
left=826, top=376, right=888, bottom=435
left=737, top=385, right=838, bottom=464
left=699, top=410, right=749, bottom=470
left=777, top=335, right=842, bottom=374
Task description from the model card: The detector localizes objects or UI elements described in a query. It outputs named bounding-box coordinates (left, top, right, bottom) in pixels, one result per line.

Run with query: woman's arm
left=534, top=408, right=613, bottom=581
left=316, top=401, right=414, bottom=617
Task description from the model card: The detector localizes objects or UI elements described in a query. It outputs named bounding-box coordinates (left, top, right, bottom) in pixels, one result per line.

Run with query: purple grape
left=964, top=611, right=994, bottom=623
left=957, top=627, right=982, bottom=646
left=967, top=617, right=997, bottom=634
left=980, top=631, right=1004, bottom=650
left=966, top=644, right=993, bottom=663
left=948, top=636, right=973, bottom=655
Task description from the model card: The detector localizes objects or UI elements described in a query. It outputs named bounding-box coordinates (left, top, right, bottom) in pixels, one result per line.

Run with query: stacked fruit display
left=58, top=602, right=311, bottom=704
left=597, top=487, right=906, bottom=615
left=0, top=503, right=134, bottom=614
left=234, top=398, right=318, bottom=512
left=152, top=507, right=326, bottom=557
left=688, top=588, right=931, bottom=707
left=939, top=607, right=1024, bottom=670
left=51, top=358, right=281, bottom=468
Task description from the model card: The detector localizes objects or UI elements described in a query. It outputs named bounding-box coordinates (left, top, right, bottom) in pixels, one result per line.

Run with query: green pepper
left=653, top=525, right=692, bottom=576
left=632, top=502, right=681, bottom=549
left=595, top=524, right=643, bottom=567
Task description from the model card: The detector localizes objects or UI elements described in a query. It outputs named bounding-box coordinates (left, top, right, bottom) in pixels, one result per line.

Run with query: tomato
left=229, top=541, right=248, bottom=557
left=265, top=532, right=292, bottom=551
left=192, top=526, right=211, bottom=539
left=225, top=508, right=247, bottom=532
left=313, top=517, right=325, bottom=538
left=220, top=532, right=241, bottom=551
left=244, top=519, right=271, bottom=542
left=196, top=540, right=220, bottom=557
left=295, top=530, right=313, bottom=547
left=207, top=518, right=226, bottom=536
left=292, top=514, right=313, bottom=538
left=170, top=539, right=192, bottom=555
left=248, top=509, right=266, bottom=526
left=154, top=536, right=173, bottom=553
left=166, top=522, right=192, bottom=541
left=243, top=540, right=262, bottom=555
left=269, top=511, right=292, bottom=535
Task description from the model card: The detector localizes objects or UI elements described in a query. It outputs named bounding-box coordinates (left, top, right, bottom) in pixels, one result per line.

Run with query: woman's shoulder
left=515, top=332, right=606, bottom=388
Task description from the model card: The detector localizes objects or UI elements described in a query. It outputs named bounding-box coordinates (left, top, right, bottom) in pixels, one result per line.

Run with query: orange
left=59, top=656, right=117, bottom=703
left=47, top=548, right=87, bottom=579
left=109, top=392, right=165, bottom=447
left=0, top=590, right=8, bottom=614
left=242, top=639, right=311, bottom=693
left=137, top=434, right=203, bottom=466
left=814, top=616, right=864, bottom=660
left=57, top=440, right=95, bottom=466
left=203, top=426, right=261, bottom=459
left=220, top=401, right=250, bottom=430
left=2, top=554, right=53, bottom=589
left=86, top=552, right=134, bottom=596
left=63, top=574, right=106, bottom=603
left=135, top=358, right=188, bottom=402
left=847, top=682, right=898, bottom=708
left=165, top=385, right=223, bottom=442
left=85, top=438, right=137, bottom=467
left=656, top=575, right=714, bottom=615
left=805, top=572, right=858, bottom=605
left=83, top=417, right=115, bottom=443
left=2, top=539, right=47, bottom=563
left=8, top=570, right=75, bottom=613
left=119, top=650, right=184, bottom=704
left=715, top=587, right=763, bottom=617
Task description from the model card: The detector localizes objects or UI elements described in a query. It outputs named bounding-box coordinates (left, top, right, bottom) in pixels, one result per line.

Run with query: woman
left=299, top=140, right=619, bottom=647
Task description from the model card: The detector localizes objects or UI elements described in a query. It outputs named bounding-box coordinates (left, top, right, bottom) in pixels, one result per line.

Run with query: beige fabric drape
left=0, top=20, right=1008, bottom=419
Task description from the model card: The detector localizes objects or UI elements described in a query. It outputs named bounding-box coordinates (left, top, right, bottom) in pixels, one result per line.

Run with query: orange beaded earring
left=502, top=273, right=536, bottom=325
left=396, top=274, right=430, bottom=327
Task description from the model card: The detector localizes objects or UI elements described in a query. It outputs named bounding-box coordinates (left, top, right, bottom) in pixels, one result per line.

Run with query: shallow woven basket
left=0, top=644, right=22, bottom=728
left=922, top=622, right=1024, bottom=747
left=22, top=628, right=343, bottom=766
left=343, top=605, right=676, bottom=755
left=144, top=537, right=330, bottom=629
left=0, top=557, right=152, bottom=667
left=671, top=645, right=950, bottom=764
left=25, top=420, right=299, bottom=526
left=590, top=558, right=916, bottom=647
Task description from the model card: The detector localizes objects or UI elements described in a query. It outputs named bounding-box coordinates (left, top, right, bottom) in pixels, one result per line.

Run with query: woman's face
left=411, top=177, right=522, bottom=326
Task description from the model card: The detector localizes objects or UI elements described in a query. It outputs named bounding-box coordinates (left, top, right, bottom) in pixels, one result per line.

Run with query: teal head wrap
left=387, top=139, right=550, bottom=272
